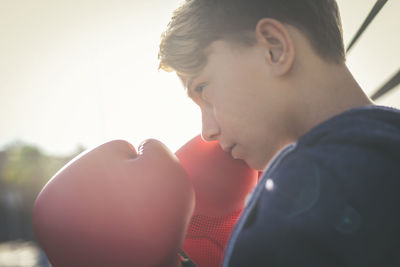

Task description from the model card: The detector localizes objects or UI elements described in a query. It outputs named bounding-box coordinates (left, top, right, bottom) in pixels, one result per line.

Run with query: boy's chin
left=245, top=157, right=267, bottom=172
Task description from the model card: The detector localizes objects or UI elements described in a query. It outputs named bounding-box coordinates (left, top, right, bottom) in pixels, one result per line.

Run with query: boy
left=159, top=0, right=400, bottom=266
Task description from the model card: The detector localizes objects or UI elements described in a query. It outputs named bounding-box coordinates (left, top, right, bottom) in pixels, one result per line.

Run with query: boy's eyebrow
left=186, top=76, right=196, bottom=91
left=178, top=74, right=193, bottom=98
left=185, top=76, right=198, bottom=98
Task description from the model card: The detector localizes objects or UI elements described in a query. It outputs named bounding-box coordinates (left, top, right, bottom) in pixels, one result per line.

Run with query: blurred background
left=0, top=0, right=399, bottom=266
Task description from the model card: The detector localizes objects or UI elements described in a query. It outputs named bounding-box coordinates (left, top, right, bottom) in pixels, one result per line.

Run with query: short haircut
left=159, top=0, right=345, bottom=75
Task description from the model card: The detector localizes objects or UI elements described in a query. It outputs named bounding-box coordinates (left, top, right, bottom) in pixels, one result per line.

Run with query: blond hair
left=159, top=0, right=345, bottom=75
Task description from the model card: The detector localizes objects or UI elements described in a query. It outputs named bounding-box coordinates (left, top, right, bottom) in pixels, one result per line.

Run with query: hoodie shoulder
left=297, top=105, right=400, bottom=148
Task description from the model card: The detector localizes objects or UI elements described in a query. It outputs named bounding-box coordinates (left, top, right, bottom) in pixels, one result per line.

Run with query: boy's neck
left=292, top=61, right=374, bottom=140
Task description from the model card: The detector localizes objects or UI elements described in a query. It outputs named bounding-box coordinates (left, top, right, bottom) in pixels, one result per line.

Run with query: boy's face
left=180, top=40, right=295, bottom=170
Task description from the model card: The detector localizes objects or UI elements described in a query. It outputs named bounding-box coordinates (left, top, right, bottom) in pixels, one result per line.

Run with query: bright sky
left=1, top=0, right=399, bottom=156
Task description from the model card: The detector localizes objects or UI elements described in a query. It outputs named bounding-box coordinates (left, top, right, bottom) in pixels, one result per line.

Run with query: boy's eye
left=187, top=82, right=208, bottom=102
left=194, top=83, right=207, bottom=94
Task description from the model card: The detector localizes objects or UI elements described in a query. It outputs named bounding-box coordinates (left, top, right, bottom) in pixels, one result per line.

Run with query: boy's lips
left=230, top=145, right=240, bottom=159
left=221, top=143, right=234, bottom=153
left=221, top=143, right=237, bottom=158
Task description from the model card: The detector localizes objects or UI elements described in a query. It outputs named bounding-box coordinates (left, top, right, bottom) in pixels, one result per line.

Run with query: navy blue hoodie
left=223, top=105, right=400, bottom=267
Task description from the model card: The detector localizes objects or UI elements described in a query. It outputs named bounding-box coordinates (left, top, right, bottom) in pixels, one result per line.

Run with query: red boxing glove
left=33, top=139, right=195, bottom=267
left=176, top=136, right=258, bottom=267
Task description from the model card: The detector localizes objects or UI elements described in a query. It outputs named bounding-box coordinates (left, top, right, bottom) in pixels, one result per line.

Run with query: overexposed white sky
left=0, top=0, right=399, bottom=155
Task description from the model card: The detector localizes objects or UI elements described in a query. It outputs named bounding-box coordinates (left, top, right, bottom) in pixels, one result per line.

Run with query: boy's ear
left=255, top=18, right=295, bottom=75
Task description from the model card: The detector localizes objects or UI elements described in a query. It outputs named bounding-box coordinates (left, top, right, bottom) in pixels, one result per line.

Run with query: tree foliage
left=0, top=141, right=85, bottom=242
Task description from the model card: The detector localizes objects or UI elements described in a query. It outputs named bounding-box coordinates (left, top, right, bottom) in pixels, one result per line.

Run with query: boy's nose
left=201, top=107, right=220, bottom=142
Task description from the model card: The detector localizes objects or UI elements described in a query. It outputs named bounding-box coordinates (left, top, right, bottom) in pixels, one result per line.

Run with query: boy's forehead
left=176, top=41, right=227, bottom=89
left=176, top=39, right=250, bottom=93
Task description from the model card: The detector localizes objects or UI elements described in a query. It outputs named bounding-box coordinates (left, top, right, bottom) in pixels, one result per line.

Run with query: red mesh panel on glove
left=183, top=210, right=242, bottom=267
